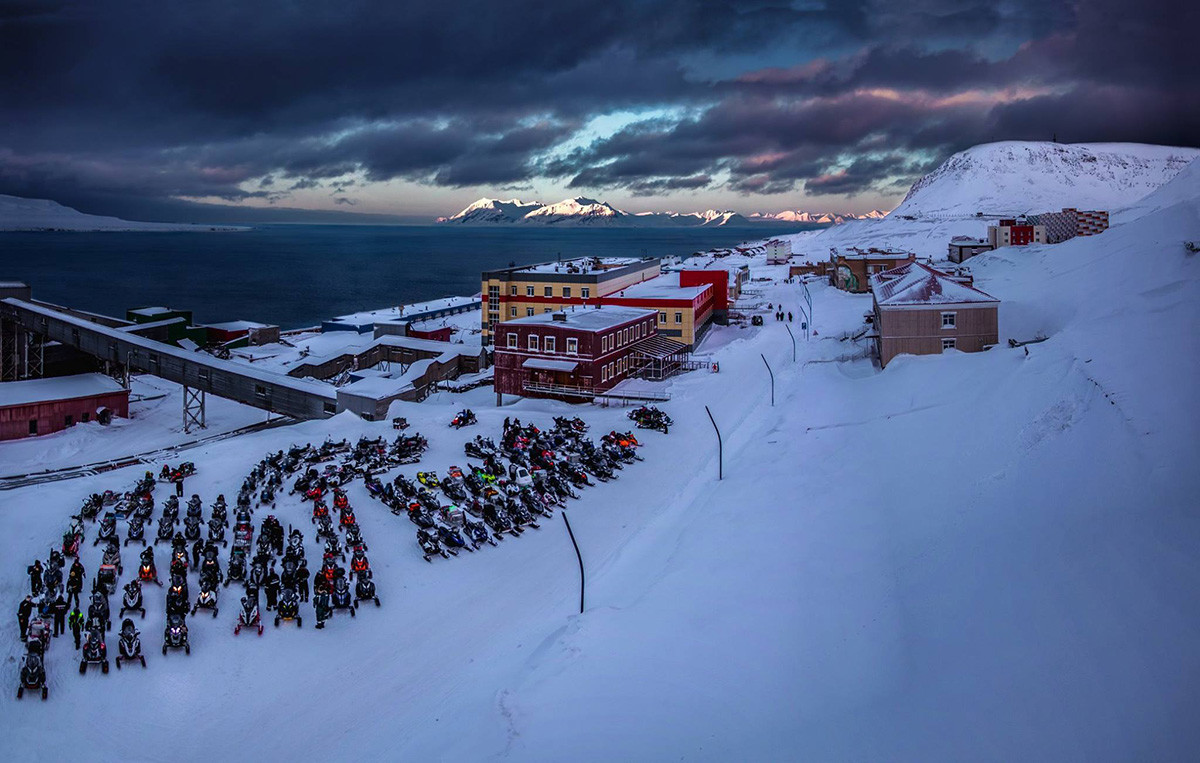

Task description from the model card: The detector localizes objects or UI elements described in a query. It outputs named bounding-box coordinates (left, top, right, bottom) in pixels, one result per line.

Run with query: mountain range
left=437, top=196, right=888, bottom=226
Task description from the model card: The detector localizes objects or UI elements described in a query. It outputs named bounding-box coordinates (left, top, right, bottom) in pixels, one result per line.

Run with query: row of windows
left=600, top=356, right=631, bottom=383
left=600, top=321, right=650, bottom=353
left=507, top=333, right=579, bottom=354
left=510, top=284, right=591, bottom=299
left=657, top=311, right=683, bottom=325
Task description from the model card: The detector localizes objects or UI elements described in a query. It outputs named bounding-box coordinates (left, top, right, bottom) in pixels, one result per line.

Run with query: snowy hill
left=520, top=196, right=629, bottom=224
left=754, top=209, right=888, bottom=224
left=892, top=141, right=1199, bottom=218
left=436, top=197, right=543, bottom=224
left=0, top=194, right=244, bottom=232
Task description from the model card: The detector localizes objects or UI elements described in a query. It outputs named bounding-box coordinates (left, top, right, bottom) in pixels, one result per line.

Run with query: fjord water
left=0, top=224, right=816, bottom=328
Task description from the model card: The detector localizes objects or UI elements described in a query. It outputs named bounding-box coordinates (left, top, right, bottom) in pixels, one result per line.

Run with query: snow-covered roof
left=612, top=273, right=710, bottom=301
left=517, top=257, right=646, bottom=275
left=128, top=306, right=175, bottom=317
left=840, top=248, right=914, bottom=260
left=203, top=320, right=275, bottom=331
left=503, top=306, right=656, bottom=332
left=0, top=373, right=127, bottom=408
left=871, top=261, right=999, bottom=306
left=330, top=296, right=478, bottom=326
left=522, top=358, right=579, bottom=372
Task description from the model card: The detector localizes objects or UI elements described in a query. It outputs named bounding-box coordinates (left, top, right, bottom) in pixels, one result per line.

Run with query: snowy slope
left=437, top=197, right=543, bottom=224
left=892, top=141, right=1199, bottom=218
left=520, top=196, right=628, bottom=224
left=0, top=195, right=243, bottom=232
left=3, top=148, right=1199, bottom=760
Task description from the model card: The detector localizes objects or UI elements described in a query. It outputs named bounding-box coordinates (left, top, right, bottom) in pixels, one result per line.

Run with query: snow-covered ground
left=0, top=194, right=245, bottom=232
left=2, top=147, right=1198, bottom=760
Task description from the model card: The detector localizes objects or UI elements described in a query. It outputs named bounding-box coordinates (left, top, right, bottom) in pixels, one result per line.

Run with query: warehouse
left=0, top=373, right=129, bottom=440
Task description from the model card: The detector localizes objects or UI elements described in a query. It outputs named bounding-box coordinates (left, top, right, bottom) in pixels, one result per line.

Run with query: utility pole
left=761, top=354, right=774, bottom=406
left=705, top=405, right=723, bottom=480
left=784, top=324, right=796, bottom=362
left=562, top=511, right=585, bottom=614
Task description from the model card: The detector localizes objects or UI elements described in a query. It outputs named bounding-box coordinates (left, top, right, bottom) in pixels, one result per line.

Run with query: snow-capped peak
left=521, top=197, right=628, bottom=223
left=439, top=197, right=543, bottom=223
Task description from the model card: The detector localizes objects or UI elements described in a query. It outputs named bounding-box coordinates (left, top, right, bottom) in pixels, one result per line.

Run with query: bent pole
left=562, top=511, right=585, bottom=614
left=761, top=353, right=775, bottom=406
left=705, top=405, right=722, bottom=480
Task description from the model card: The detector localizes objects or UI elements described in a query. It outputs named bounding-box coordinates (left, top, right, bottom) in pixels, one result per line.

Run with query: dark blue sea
left=0, top=224, right=818, bottom=329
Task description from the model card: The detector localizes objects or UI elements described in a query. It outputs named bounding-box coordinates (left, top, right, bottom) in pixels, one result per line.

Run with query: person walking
left=28, top=559, right=44, bottom=597
left=51, top=593, right=68, bottom=637
left=788, top=311, right=793, bottom=322
left=18, top=596, right=34, bottom=642
left=69, top=607, right=85, bottom=649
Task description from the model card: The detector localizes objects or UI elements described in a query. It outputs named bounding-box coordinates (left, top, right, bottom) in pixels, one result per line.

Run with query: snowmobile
left=124, top=516, right=147, bottom=546
left=95, top=563, right=118, bottom=597
left=17, top=649, right=47, bottom=699
left=137, top=546, right=161, bottom=585
left=94, top=512, right=118, bottom=546
left=185, top=494, right=203, bottom=521
left=160, top=496, right=180, bottom=526
left=464, top=436, right=499, bottom=460
left=210, top=496, right=228, bottom=526
left=407, top=504, right=437, bottom=530
left=629, top=405, right=672, bottom=434
left=485, top=501, right=522, bottom=537
left=286, top=528, right=305, bottom=560
left=344, top=522, right=367, bottom=552
left=26, top=618, right=52, bottom=655
left=80, top=627, right=109, bottom=674
left=338, top=507, right=358, bottom=532
left=441, top=471, right=469, bottom=502
left=330, top=576, right=356, bottom=617
left=234, top=595, right=263, bottom=636
left=349, top=547, right=371, bottom=579
left=416, top=471, right=441, bottom=490
left=417, top=527, right=451, bottom=562
left=462, top=514, right=497, bottom=547
left=80, top=494, right=102, bottom=520
left=394, top=474, right=418, bottom=499
left=183, top=515, right=202, bottom=542
left=166, top=579, right=190, bottom=619
left=553, top=415, right=588, bottom=435
left=311, top=500, right=329, bottom=524
left=62, top=528, right=82, bottom=558
left=162, top=614, right=190, bottom=655
left=363, top=473, right=384, bottom=499
left=392, top=416, right=410, bottom=431
left=507, top=499, right=540, bottom=530
left=332, top=489, right=350, bottom=511
left=207, top=517, right=227, bottom=547
left=132, top=497, right=155, bottom=526
left=508, top=463, right=534, bottom=488
left=449, top=409, right=477, bottom=429
left=100, top=539, right=123, bottom=573
left=116, top=618, right=146, bottom=669
left=192, top=585, right=219, bottom=618
left=261, top=515, right=284, bottom=555
left=354, top=573, right=380, bottom=608
left=274, top=588, right=302, bottom=628
left=259, top=483, right=277, bottom=507
left=119, top=579, right=146, bottom=619
left=436, top=523, right=473, bottom=553
left=154, top=517, right=175, bottom=544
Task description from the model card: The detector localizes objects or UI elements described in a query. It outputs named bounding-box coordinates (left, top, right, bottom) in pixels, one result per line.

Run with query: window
left=526, top=308, right=535, bottom=317
left=659, top=311, right=667, bottom=324
left=543, top=308, right=551, bottom=313
left=323, top=402, right=337, bottom=415
left=29, top=419, right=38, bottom=435
left=544, top=336, right=556, bottom=352
left=675, top=312, right=683, bottom=324
left=510, top=307, right=517, bottom=317
left=544, top=286, right=552, bottom=297
left=65, top=415, right=73, bottom=427
left=71, top=328, right=80, bottom=346
left=942, top=338, right=956, bottom=350
left=566, top=338, right=578, bottom=354
left=510, top=285, right=517, bottom=295
left=623, top=328, right=630, bottom=343
left=602, top=336, right=608, bottom=353
left=526, top=286, right=535, bottom=297
left=563, top=287, right=571, bottom=298
left=581, top=287, right=590, bottom=299
left=81, top=412, right=90, bottom=423
left=601, top=365, right=608, bottom=382
left=528, top=334, right=539, bottom=351
left=255, top=384, right=268, bottom=398
left=507, top=333, right=517, bottom=349
left=941, top=312, right=957, bottom=329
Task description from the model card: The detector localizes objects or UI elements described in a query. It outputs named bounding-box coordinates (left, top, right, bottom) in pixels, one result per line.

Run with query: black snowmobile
left=274, top=588, right=302, bottom=628
left=88, top=590, right=111, bottom=632
left=417, top=527, right=451, bottom=561
left=234, top=595, right=263, bottom=636
left=162, top=614, right=190, bottom=655
left=154, top=517, right=175, bottom=544
left=463, top=514, right=497, bottom=547
left=436, top=522, right=473, bottom=553
left=124, top=515, right=147, bottom=546
left=119, top=579, right=146, bottom=619
left=17, top=648, right=48, bottom=699
left=94, top=512, right=118, bottom=546
left=116, top=618, right=146, bottom=669
left=80, top=627, right=109, bottom=674
left=354, top=574, right=380, bottom=608
left=183, top=515, right=202, bottom=542
left=192, top=584, right=219, bottom=618
left=330, top=576, right=356, bottom=618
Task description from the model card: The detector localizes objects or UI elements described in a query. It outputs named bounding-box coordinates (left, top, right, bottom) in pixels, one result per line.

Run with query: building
left=1075, top=209, right=1109, bottom=236
left=947, top=237, right=995, bottom=263
left=493, top=306, right=661, bottom=401
left=1027, top=208, right=1111, bottom=243
left=870, top=261, right=1000, bottom=368
left=988, top=219, right=1046, bottom=248
left=0, top=373, right=129, bottom=440
left=829, top=248, right=916, bottom=292
left=594, top=273, right=716, bottom=348
left=481, top=257, right=660, bottom=346
left=201, top=321, right=280, bottom=347
left=765, top=239, right=792, bottom=264
left=323, top=296, right=480, bottom=334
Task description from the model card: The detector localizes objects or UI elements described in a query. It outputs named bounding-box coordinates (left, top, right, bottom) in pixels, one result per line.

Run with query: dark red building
left=493, top=306, right=658, bottom=401
left=0, top=373, right=129, bottom=440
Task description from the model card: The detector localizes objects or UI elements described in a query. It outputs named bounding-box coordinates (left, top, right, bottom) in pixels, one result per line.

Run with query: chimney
left=552, top=312, right=567, bottom=322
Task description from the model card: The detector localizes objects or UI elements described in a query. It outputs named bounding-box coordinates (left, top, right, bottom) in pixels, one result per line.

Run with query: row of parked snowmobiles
left=628, top=405, right=673, bottom=434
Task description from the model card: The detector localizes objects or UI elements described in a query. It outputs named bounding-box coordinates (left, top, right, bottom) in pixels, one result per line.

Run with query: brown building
left=870, top=261, right=999, bottom=368
left=830, top=248, right=916, bottom=292
left=0, top=373, right=129, bottom=440
left=493, top=306, right=661, bottom=401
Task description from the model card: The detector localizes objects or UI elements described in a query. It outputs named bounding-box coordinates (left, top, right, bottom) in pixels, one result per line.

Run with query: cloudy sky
left=0, top=0, right=1193, bottom=223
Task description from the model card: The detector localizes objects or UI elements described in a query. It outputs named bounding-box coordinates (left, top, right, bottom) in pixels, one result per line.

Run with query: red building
left=405, top=322, right=453, bottom=342
left=0, top=373, right=129, bottom=440
left=493, top=306, right=659, bottom=401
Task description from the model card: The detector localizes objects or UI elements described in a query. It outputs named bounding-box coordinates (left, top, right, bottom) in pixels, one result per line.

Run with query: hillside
left=892, top=141, right=1199, bottom=219
left=0, top=195, right=244, bottom=232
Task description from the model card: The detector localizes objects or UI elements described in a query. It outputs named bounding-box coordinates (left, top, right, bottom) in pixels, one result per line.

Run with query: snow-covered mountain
left=892, top=141, right=1200, bottom=219
left=440, top=197, right=752, bottom=226
left=753, top=209, right=888, bottom=224
left=435, top=197, right=543, bottom=224
left=0, top=194, right=243, bottom=231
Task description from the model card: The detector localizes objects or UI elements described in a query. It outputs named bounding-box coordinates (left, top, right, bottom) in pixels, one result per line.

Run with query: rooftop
left=485, top=256, right=656, bottom=279
left=203, top=320, right=275, bottom=331
left=609, top=273, right=710, bottom=301
left=329, top=296, right=479, bottom=327
left=871, top=261, right=999, bottom=307
left=502, top=305, right=657, bottom=332
left=0, top=373, right=127, bottom=408
left=840, top=247, right=915, bottom=260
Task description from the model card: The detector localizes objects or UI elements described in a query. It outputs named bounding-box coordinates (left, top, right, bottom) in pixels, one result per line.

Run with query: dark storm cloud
left=0, top=0, right=1192, bottom=217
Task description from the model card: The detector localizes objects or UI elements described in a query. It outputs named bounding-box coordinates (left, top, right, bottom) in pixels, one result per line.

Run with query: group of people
left=767, top=303, right=793, bottom=322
